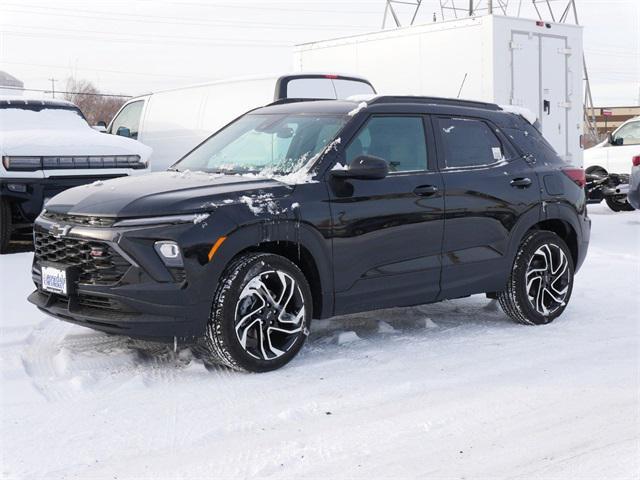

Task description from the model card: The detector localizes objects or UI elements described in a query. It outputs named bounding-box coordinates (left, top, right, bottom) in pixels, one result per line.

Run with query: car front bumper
left=27, top=212, right=237, bottom=340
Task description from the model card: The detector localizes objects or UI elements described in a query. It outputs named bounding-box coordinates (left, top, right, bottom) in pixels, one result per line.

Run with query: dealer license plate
left=41, top=266, right=68, bottom=295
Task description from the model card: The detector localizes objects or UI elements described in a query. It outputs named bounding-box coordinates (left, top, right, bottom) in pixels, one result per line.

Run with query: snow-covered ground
left=1, top=204, right=638, bottom=480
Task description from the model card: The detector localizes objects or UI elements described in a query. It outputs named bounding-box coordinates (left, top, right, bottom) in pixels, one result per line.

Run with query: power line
left=1, top=24, right=291, bottom=46
left=1, top=29, right=291, bottom=48
left=0, top=4, right=375, bottom=31
left=1, top=60, right=216, bottom=81
left=1, top=86, right=132, bottom=98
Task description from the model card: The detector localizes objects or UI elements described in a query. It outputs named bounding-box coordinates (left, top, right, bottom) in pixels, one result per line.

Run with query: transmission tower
left=381, top=0, right=423, bottom=28
left=438, top=0, right=509, bottom=19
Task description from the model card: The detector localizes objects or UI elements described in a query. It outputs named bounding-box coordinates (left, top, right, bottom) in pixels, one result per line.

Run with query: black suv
left=28, top=96, right=590, bottom=372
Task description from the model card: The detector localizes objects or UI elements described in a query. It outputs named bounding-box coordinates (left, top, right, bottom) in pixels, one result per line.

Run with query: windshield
left=0, top=106, right=87, bottom=131
left=174, top=113, right=346, bottom=175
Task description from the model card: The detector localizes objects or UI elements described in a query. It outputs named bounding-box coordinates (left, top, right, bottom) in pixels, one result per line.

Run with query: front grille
left=76, top=294, right=128, bottom=312
left=42, top=211, right=115, bottom=227
left=34, top=231, right=131, bottom=285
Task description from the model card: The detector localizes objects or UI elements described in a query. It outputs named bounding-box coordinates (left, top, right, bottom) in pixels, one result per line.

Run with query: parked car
left=584, top=116, right=640, bottom=211
left=628, top=155, right=640, bottom=210
left=0, top=97, right=152, bottom=253
left=28, top=95, right=590, bottom=372
left=106, top=73, right=375, bottom=171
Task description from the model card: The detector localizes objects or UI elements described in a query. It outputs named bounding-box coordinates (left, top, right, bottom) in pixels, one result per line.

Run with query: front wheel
left=203, top=252, right=312, bottom=372
left=605, top=195, right=635, bottom=212
left=499, top=231, right=574, bottom=325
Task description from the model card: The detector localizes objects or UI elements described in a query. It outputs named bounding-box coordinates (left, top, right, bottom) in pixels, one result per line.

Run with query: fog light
left=7, top=183, right=27, bottom=193
left=154, top=241, right=183, bottom=267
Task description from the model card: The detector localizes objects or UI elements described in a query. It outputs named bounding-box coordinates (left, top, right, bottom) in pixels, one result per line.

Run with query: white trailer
left=294, top=15, right=583, bottom=165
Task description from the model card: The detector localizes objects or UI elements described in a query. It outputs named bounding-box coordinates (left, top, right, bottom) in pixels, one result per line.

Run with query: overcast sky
left=1, top=0, right=638, bottom=106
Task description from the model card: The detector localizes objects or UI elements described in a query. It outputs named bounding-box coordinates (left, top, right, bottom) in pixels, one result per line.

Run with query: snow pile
left=347, top=101, right=367, bottom=116
left=499, top=104, right=538, bottom=125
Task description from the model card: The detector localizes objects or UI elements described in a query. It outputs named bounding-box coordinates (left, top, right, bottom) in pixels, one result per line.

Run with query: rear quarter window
left=437, top=117, right=506, bottom=168
left=503, top=116, right=563, bottom=165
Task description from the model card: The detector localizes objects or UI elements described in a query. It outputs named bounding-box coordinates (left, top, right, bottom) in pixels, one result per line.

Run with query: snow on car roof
left=0, top=96, right=77, bottom=108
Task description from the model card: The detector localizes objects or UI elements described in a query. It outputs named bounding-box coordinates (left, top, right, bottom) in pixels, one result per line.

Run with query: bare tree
left=63, top=78, right=128, bottom=126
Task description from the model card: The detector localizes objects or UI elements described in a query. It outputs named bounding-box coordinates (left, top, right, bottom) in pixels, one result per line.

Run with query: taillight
left=633, top=155, right=640, bottom=167
left=562, top=168, right=586, bottom=188
left=324, top=74, right=339, bottom=79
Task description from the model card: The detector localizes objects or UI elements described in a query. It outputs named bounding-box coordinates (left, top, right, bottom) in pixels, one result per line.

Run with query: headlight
left=2, top=156, right=42, bottom=171
left=2, top=155, right=146, bottom=171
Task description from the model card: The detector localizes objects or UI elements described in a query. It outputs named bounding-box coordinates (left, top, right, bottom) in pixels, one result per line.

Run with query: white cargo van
left=108, top=73, right=375, bottom=171
left=295, top=15, right=583, bottom=165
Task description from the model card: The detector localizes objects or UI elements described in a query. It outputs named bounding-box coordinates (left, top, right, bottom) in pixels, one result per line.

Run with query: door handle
left=510, top=177, right=532, bottom=188
left=414, top=185, right=439, bottom=196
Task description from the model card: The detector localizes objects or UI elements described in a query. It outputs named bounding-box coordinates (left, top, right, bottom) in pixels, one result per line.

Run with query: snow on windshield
left=0, top=107, right=88, bottom=131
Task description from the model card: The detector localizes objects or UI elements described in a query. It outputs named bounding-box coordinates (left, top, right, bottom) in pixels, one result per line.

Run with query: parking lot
left=1, top=202, right=638, bottom=479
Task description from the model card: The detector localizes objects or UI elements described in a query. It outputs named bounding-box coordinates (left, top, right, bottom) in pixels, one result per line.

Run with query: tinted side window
left=109, top=100, right=144, bottom=139
left=437, top=118, right=503, bottom=168
left=345, top=116, right=427, bottom=172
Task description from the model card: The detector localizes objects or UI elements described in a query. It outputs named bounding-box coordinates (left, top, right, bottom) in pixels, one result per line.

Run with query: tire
left=605, top=195, right=635, bottom=212
left=498, top=231, right=574, bottom=326
left=203, top=252, right=312, bottom=372
left=0, top=198, right=12, bottom=254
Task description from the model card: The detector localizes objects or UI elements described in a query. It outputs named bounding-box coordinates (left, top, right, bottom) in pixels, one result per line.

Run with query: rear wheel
left=605, top=195, right=635, bottom=212
left=203, top=252, right=312, bottom=372
left=499, top=231, right=574, bottom=325
left=0, top=198, right=12, bottom=254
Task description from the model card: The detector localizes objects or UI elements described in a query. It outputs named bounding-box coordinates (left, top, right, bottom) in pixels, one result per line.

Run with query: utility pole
left=48, top=77, right=57, bottom=99
left=469, top=0, right=474, bottom=16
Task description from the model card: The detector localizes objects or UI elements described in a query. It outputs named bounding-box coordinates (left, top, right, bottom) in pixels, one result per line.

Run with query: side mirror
left=332, top=155, right=388, bottom=180
left=96, top=121, right=107, bottom=128
left=608, top=132, right=623, bottom=146
left=116, top=126, right=131, bottom=138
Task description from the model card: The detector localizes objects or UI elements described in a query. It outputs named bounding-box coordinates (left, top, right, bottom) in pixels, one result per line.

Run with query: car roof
left=253, top=95, right=502, bottom=116
left=0, top=96, right=78, bottom=109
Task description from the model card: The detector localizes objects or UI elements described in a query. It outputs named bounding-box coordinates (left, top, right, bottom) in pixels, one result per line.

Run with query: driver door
left=328, top=115, right=444, bottom=315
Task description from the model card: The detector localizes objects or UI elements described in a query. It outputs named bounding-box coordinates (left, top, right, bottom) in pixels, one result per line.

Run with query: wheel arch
left=208, top=220, right=333, bottom=319
left=527, top=218, right=578, bottom=269
left=505, top=203, right=584, bottom=273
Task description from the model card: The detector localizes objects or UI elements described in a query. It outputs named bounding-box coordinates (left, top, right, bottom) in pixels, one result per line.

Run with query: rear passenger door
left=329, top=115, right=444, bottom=314
left=434, top=115, right=541, bottom=299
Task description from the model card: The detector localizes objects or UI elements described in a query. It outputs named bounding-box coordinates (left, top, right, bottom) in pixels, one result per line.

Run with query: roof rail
left=369, top=96, right=501, bottom=111
left=266, top=98, right=329, bottom=106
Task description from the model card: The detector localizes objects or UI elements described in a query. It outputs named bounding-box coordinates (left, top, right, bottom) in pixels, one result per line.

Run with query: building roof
left=0, top=71, right=24, bottom=89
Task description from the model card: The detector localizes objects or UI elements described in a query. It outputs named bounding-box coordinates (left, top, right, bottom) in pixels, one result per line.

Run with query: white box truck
left=294, top=15, right=583, bottom=165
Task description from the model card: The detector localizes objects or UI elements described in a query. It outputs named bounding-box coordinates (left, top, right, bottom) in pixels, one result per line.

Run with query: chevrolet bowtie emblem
left=50, top=224, right=72, bottom=238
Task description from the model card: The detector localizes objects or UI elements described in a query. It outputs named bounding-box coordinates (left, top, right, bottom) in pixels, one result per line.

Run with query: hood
left=44, top=171, right=293, bottom=218
left=0, top=128, right=152, bottom=159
